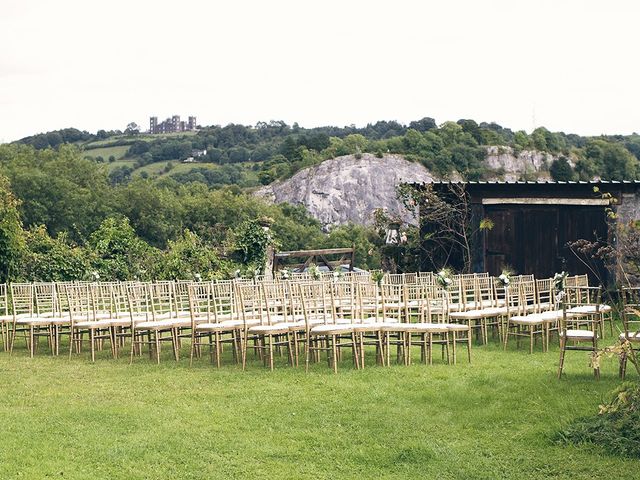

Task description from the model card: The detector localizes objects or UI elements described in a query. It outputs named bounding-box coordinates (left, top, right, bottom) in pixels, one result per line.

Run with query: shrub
left=555, top=382, right=640, bottom=458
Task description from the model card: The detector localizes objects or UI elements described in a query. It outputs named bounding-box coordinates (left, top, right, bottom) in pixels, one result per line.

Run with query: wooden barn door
left=485, top=206, right=558, bottom=277
left=483, top=204, right=607, bottom=281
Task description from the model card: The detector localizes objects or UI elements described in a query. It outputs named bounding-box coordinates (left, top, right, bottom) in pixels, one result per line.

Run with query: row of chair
left=0, top=275, right=636, bottom=376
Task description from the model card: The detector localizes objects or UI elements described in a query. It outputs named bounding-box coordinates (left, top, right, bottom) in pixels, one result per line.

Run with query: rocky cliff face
left=484, top=146, right=570, bottom=181
left=255, top=154, right=433, bottom=230
left=255, top=148, right=570, bottom=229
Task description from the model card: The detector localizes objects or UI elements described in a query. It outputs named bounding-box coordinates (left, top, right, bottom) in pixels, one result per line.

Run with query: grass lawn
left=0, top=335, right=637, bottom=479
left=82, top=145, right=130, bottom=162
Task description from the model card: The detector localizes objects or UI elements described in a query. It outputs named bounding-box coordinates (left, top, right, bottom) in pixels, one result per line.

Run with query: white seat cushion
left=567, top=305, right=612, bottom=314
left=562, top=329, right=596, bottom=339
left=620, top=332, right=640, bottom=341
left=509, top=314, right=544, bottom=324
left=310, top=324, right=354, bottom=334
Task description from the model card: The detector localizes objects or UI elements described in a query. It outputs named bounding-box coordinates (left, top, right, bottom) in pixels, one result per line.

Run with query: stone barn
left=417, top=180, right=640, bottom=284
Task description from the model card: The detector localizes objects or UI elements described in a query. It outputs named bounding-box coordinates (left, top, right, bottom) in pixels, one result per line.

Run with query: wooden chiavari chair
left=558, top=285, right=602, bottom=379
left=620, top=287, right=640, bottom=379
left=503, top=281, right=548, bottom=353
left=0, top=284, right=10, bottom=351
left=299, top=281, right=358, bottom=373
left=188, top=281, right=244, bottom=368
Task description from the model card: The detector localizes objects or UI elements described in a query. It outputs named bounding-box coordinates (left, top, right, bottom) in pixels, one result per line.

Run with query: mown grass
left=0, top=335, right=637, bottom=479
left=83, top=145, right=130, bottom=161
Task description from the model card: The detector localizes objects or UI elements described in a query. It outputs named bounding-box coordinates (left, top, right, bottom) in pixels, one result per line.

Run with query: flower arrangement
left=308, top=263, right=321, bottom=281
left=553, top=271, right=568, bottom=292
left=280, top=268, right=291, bottom=280
left=553, top=271, right=569, bottom=304
left=497, top=269, right=512, bottom=288
left=371, top=270, right=385, bottom=285
left=436, top=268, right=453, bottom=289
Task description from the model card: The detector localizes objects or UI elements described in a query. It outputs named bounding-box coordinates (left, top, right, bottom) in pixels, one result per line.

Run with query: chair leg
left=331, top=335, right=338, bottom=374
left=451, top=331, right=457, bottom=365
left=268, top=334, right=275, bottom=371
left=154, top=331, right=161, bottom=364
left=90, top=329, right=96, bottom=362
left=557, top=339, right=566, bottom=379
left=29, top=326, right=35, bottom=358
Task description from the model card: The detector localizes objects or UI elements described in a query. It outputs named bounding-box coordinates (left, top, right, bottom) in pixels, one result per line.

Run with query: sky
left=1, top=0, right=639, bottom=142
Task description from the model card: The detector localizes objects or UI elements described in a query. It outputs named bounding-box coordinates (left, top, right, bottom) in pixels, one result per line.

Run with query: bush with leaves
left=555, top=382, right=640, bottom=458
left=231, top=219, right=275, bottom=273
left=155, top=229, right=234, bottom=280
left=22, top=226, right=90, bottom=281
left=87, top=217, right=159, bottom=281
left=0, top=175, right=26, bottom=282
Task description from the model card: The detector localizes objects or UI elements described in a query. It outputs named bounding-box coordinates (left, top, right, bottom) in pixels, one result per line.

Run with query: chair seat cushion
left=509, top=315, right=544, bottom=324
left=444, top=323, right=471, bottom=332
left=196, top=321, right=243, bottom=332
left=395, top=322, right=449, bottom=332
left=74, top=320, right=112, bottom=329
left=562, top=329, right=596, bottom=339
left=248, top=324, right=292, bottom=335
left=15, top=317, right=58, bottom=325
left=449, top=310, right=484, bottom=320
left=135, top=320, right=178, bottom=330
left=567, top=305, right=612, bottom=314
left=620, top=332, right=640, bottom=341
left=310, top=324, right=354, bottom=334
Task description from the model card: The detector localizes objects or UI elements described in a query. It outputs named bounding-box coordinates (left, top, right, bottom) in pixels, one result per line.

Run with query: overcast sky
left=1, top=0, right=638, bottom=142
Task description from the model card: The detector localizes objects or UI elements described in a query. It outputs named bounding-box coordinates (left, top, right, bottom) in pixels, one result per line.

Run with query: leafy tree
left=22, top=226, right=89, bottom=281
left=125, top=122, right=140, bottom=135
left=87, top=217, right=158, bottom=280
left=155, top=230, right=232, bottom=280
left=0, top=175, right=26, bottom=282
left=549, top=156, right=575, bottom=181
left=408, top=117, right=437, bottom=132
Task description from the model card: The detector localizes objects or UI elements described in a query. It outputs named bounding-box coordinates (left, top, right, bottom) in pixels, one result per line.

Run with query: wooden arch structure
left=272, top=247, right=355, bottom=274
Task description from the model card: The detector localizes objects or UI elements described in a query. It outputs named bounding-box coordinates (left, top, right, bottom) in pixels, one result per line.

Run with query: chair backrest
left=149, top=281, right=176, bottom=319
left=0, top=283, right=8, bottom=317
left=475, top=276, right=495, bottom=308
left=11, top=283, right=34, bottom=318
left=378, top=283, right=403, bottom=324
left=566, top=274, right=589, bottom=288
left=261, top=281, right=288, bottom=325
left=518, top=280, right=537, bottom=315
left=298, top=282, right=333, bottom=327
left=126, top=282, right=152, bottom=323
left=621, top=287, right=640, bottom=337
left=187, top=282, right=214, bottom=325
left=560, top=286, right=601, bottom=335
left=236, top=283, right=264, bottom=325
left=65, top=283, right=92, bottom=323
left=354, top=281, right=378, bottom=321
left=34, top=282, right=58, bottom=317
left=460, top=276, right=476, bottom=310
left=535, top=278, right=555, bottom=312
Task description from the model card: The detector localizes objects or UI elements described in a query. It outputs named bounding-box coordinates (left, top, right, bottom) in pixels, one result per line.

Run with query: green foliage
left=556, top=382, right=640, bottom=458
left=550, top=156, right=576, bottom=181
left=87, top=217, right=158, bottom=281
left=232, top=219, right=273, bottom=272
left=322, top=224, right=382, bottom=271
left=0, top=175, right=26, bottom=282
left=155, top=230, right=233, bottom=280
left=21, top=226, right=90, bottom=281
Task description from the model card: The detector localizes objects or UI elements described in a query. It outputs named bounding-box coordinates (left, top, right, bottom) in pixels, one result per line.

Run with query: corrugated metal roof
left=416, top=180, right=640, bottom=185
